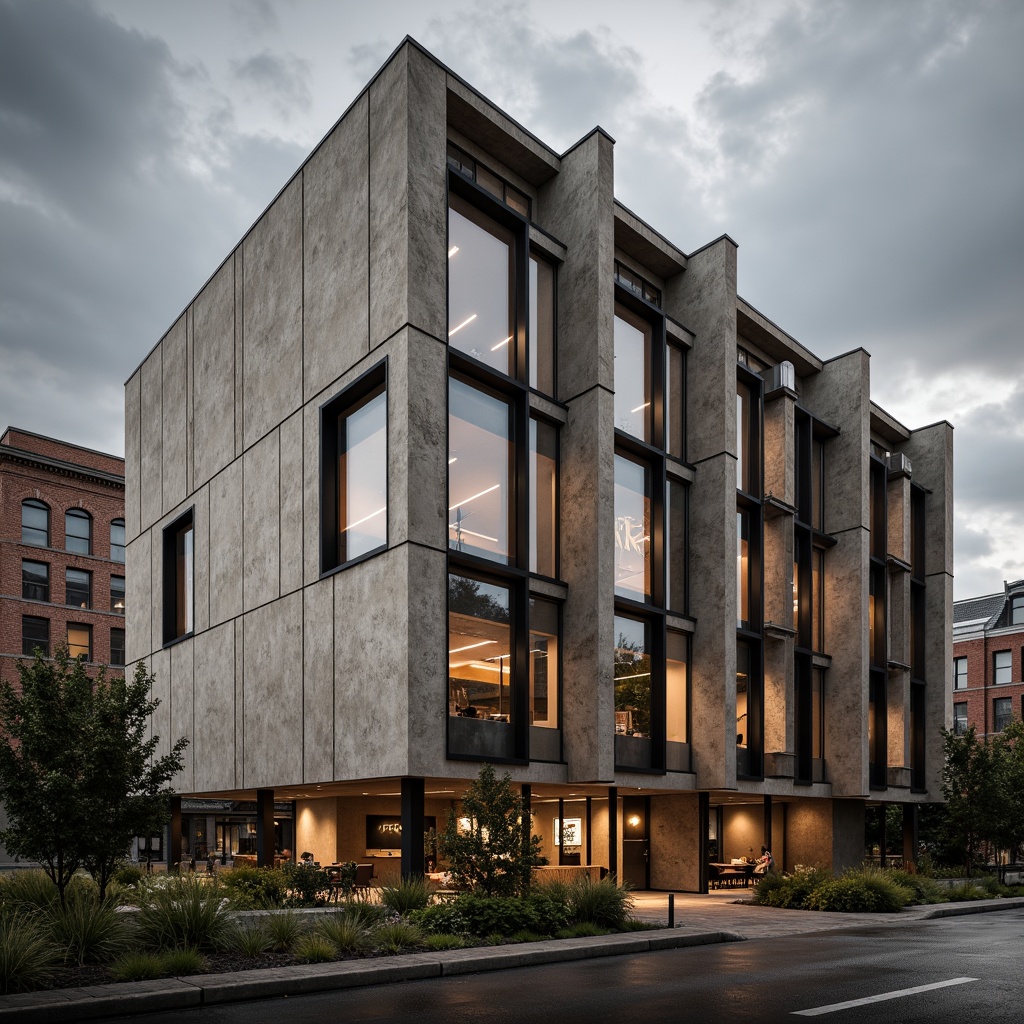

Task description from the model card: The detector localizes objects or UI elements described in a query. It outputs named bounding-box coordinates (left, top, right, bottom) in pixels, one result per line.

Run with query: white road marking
left=792, top=977, right=978, bottom=1016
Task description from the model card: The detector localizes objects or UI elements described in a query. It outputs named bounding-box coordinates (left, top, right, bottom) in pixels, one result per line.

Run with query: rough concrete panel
left=125, top=371, right=142, bottom=543
left=193, top=622, right=236, bottom=793
left=406, top=544, right=447, bottom=777
left=279, top=411, right=304, bottom=595
left=763, top=393, right=795, bottom=506
left=923, top=577, right=952, bottom=794
left=192, top=484, right=210, bottom=636
left=243, top=591, right=303, bottom=789
left=303, top=579, right=334, bottom=784
left=887, top=474, right=910, bottom=564
left=537, top=130, right=615, bottom=400
left=243, top=429, right=281, bottom=611
left=832, top=798, right=866, bottom=872
left=295, top=798, right=339, bottom=867
left=162, top=316, right=188, bottom=514
left=126, top=530, right=152, bottom=665
left=334, top=547, right=409, bottom=780
left=242, top=177, right=303, bottom=449
left=303, top=94, right=370, bottom=399
left=209, top=459, right=243, bottom=626
left=784, top=799, right=833, bottom=871
left=234, top=616, right=244, bottom=787
left=150, top=647, right=171, bottom=762
left=560, top=386, right=615, bottom=783
left=234, top=249, right=244, bottom=457
left=650, top=794, right=701, bottom=891
left=193, top=257, right=236, bottom=486
left=170, top=639, right=195, bottom=793
left=903, top=421, right=954, bottom=578
left=302, top=391, right=324, bottom=586
left=763, top=618, right=794, bottom=761
left=722, top=804, right=765, bottom=862
left=140, top=348, right=163, bottom=532
left=688, top=453, right=736, bottom=790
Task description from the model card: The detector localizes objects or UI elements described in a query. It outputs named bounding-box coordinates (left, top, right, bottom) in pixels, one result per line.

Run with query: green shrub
left=112, top=864, right=146, bottom=888
left=566, top=876, right=633, bottom=929
left=943, top=882, right=988, bottom=901
left=373, top=921, right=426, bottom=954
left=135, top=875, right=231, bottom=951
left=292, top=933, right=337, bottom=964
left=555, top=922, right=607, bottom=938
left=805, top=871, right=911, bottom=913
left=0, top=869, right=59, bottom=913
left=280, top=862, right=333, bottom=906
left=44, top=892, right=130, bottom=965
left=508, top=930, right=544, bottom=943
left=423, top=932, right=471, bottom=950
left=0, top=913, right=59, bottom=993
left=379, top=876, right=431, bottom=914
left=752, top=867, right=831, bottom=909
left=411, top=889, right=570, bottom=938
left=338, top=898, right=389, bottom=929
left=317, top=914, right=369, bottom=954
left=885, top=870, right=944, bottom=905
left=110, top=951, right=166, bottom=982
left=229, top=921, right=273, bottom=957
left=265, top=910, right=307, bottom=952
left=160, top=947, right=208, bottom=976
left=617, top=919, right=660, bottom=931
left=220, top=866, right=288, bottom=910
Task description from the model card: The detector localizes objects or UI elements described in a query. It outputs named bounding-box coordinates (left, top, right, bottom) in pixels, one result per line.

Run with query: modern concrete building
left=952, top=582, right=1024, bottom=738
left=125, top=39, right=953, bottom=889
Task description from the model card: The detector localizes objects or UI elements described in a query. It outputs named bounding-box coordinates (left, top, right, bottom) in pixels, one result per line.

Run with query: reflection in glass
left=530, top=256, right=555, bottom=395
left=21, top=560, right=48, bottom=602
left=667, top=631, right=688, bottom=743
left=448, top=196, right=514, bottom=376
left=449, top=378, right=512, bottom=564
left=614, top=307, right=652, bottom=441
left=529, top=598, right=558, bottom=728
left=736, top=641, right=750, bottom=749
left=614, top=455, right=650, bottom=600
left=340, top=388, right=387, bottom=562
left=614, top=615, right=650, bottom=739
left=111, top=575, right=126, bottom=615
left=666, top=342, right=685, bottom=459
left=448, top=575, right=512, bottom=721
left=21, top=500, right=49, bottom=547
left=666, top=479, right=686, bottom=612
left=737, top=510, right=750, bottom=628
left=792, top=558, right=800, bottom=633
left=530, top=419, right=557, bottom=577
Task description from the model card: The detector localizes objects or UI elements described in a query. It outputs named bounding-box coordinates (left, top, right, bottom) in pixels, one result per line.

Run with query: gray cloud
left=232, top=50, right=312, bottom=120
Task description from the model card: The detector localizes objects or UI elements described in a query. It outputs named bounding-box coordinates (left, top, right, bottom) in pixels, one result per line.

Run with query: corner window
left=994, top=650, right=1012, bottom=685
left=111, top=575, right=125, bottom=615
left=22, top=616, right=49, bottom=657
left=953, top=701, right=968, bottom=735
left=110, top=628, right=126, bottom=667
left=448, top=574, right=512, bottom=721
left=21, top=499, right=49, bottom=547
left=953, top=656, right=968, bottom=690
left=110, top=519, right=125, bottom=562
left=994, top=697, right=1013, bottom=733
left=65, top=508, right=92, bottom=555
left=68, top=623, right=92, bottom=662
left=22, top=560, right=49, bottom=602
left=66, top=568, right=91, bottom=609
left=162, top=510, right=194, bottom=644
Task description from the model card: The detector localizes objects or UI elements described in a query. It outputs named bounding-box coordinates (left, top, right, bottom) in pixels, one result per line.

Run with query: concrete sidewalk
left=4, top=894, right=1023, bottom=1023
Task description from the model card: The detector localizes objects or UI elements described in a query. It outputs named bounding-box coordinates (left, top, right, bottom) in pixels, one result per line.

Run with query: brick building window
left=67, top=624, right=92, bottom=662
left=111, top=575, right=125, bottom=615
left=953, top=656, right=968, bottom=690
left=953, top=702, right=968, bottom=735
left=22, top=616, right=49, bottom=657
left=22, top=560, right=49, bottom=602
left=65, top=508, right=92, bottom=555
left=994, top=696, right=1013, bottom=733
left=66, top=568, right=91, bottom=609
left=110, top=518, right=125, bottom=562
left=994, top=650, right=1012, bottom=685
left=1013, top=596, right=1024, bottom=625
left=21, top=499, right=49, bottom=547
left=110, top=628, right=126, bottom=667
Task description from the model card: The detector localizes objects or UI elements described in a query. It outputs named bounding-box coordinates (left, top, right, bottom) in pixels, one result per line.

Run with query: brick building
left=0, top=427, right=126, bottom=686
left=952, top=582, right=1024, bottom=737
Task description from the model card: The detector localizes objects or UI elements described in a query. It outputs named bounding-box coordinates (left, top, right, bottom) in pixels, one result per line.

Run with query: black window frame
left=67, top=622, right=92, bottom=662
left=111, top=574, right=126, bottom=615
left=110, top=627, right=126, bottom=667
left=65, top=567, right=92, bottom=609
left=21, top=559, right=49, bottom=602
left=868, top=454, right=888, bottom=789
left=953, top=655, right=968, bottom=690
left=65, top=507, right=92, bottom=555
left=21, top=615, right=49, bottom=657
left=162, top=508, right=195, bottom=647
left=994, top=650, right=1012, bottom=685
left=110, top=518, right=126, bottom=563
left=953, top=701, right=968, bottom=735
left=319, top=358, right=389, bottom=576
left=21, top=499, right=50, bottom=547
left=994, top=696, right=1013, bottom=733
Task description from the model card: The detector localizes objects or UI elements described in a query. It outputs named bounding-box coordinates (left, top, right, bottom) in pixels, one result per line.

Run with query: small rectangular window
left=65, top=509, right=92, bottom=555
left=666, top=631, right=688, bottom=744
left=1012, top=597, right=1024, bottom=626
left=110, top=628, right=126, bottom=667
left=162, top=510, right=194, bottom=644
left=22, top=560, right=49, bottom=602
left=529, top=597, right=559, bottom=729
left=666, top=480, right=686, bottom=614
left=529, top=255, right=555, bottom=396
left=994, top=696, right=1012, bottom=732
left=22, top=615, right=49, bottom=657
left=529, top=418, right=557, bottom=578
left=994, top=650, right=1012, bottom=685
left=953, top=655, right=968, bottom=690
left=66, top=568, right=91, bottom=609
left=666, top=342, right=685, bottom=460
left=110, top=519, right=126, bottom=562
left=68, top=623, right=92, bottom=662
left=953, top=702, right=968, bottom=735
left=111, top=575, right=126, bottom=615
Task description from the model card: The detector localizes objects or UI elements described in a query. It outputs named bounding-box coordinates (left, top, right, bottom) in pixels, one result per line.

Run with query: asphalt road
left=95, top=910, right=1024, bottom=1024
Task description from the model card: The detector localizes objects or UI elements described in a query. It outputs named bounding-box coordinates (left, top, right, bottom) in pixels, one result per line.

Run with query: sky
left=0, top=0, right=1021, bottom=600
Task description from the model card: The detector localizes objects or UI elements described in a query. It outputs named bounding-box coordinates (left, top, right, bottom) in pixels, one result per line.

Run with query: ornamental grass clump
left=379, top=876, right=431, bottom=914
left=316, top=914, right=370, bottom=954
left=44, top=890, right=131, bottom=965
left=885, top=869, right=944, bottom=905
left=373, top=921, right=425, bottom=954
left=0, top=868, right=61, bottom=913
left=229, top=920, right=273, bottom=957
left=566, top=876, right=633, bottom=929
left=159, top=947, right=208, bottom=976
left=265, top=910, right=307, bottom=952
left=135, top=874, right=231, bottom=951
left=0, top=912, right=59, bottom=993
left=110, top=951, right=166, bottom=983
left=292, top=933, right=337, bottom=964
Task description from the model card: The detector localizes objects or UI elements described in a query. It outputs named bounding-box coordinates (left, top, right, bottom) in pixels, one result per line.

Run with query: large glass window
left=22, top=615, right=49, bottom=657
left=111, top=575, right=126, bottom=615
left=614, top=615, right=651, bottom=740
left=666, top=479, right=686, bottom=613
left=614, top=306, right=652, bottom=442
left=953, top=656, right=968, bottom=690
left=339, top=388, right=387, bottom=563
left=22, top=560, right=49, bottom=602
left=68, top=623, right=92, bottom=661
left=21, top=499, right=49, bottom=547
left=530, top=256, right=555, bottom=395
left=449, top=378, right=512, bottom=564
left=448, top=195, right=515, bottom=377
left=163, top=511, right=193, bottom=644
left=66, top=568, right=91, bottom=609
left=614, top=454, right=651, bottom=601
left=65, top=508, right=91, bottom=555
left=530, top=418, right=557, bottom=578
left=994, top=650, right=1012, bottom=685
left=666, top=631, right=688, bottom=744
left=448, top=574, right=512, bottom=721
left=110, top=628, right=126, bottom=667
left=529, top=598, right=559, bottom=728
left=110, top=519, right=126, bottom=562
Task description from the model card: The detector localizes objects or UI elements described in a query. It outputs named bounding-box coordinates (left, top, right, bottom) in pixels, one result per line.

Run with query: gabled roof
left=953, top=591, right=1012, bottom=633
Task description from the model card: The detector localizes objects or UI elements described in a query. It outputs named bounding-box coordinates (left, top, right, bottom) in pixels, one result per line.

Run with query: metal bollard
left=668, top=892, right=675, bottom=928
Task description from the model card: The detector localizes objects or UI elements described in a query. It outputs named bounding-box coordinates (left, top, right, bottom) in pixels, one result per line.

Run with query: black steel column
left=698, top=792, right=709, bottom=894
left=255, top=789, right=275, bottom=868
left=608, top=786, right=618, bottom=878
left=763, top=794, right=773, bottom=856
left=169, top=795, right=182, bottom=871
left=558, top=797, right=565, bottom=866
left=903, top=803, right=918, bottom=868
left=401, top=777, right=425, bottom=878
left=586, top=796, right=593, bottom=867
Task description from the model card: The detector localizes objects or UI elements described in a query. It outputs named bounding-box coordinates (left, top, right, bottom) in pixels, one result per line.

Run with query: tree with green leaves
left=991, top=719, right=1024, bottom=866
left=0, top=652, right=187, bottom=903
left=939, top=724, right=1002, bottom=874
left=439, top=764, right=545, bottom=896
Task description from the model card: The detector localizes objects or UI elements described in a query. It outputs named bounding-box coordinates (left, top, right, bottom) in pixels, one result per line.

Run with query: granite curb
left=917, top=895, right=1024, bottom=919
left=0, top=929, right=744, bottom=1023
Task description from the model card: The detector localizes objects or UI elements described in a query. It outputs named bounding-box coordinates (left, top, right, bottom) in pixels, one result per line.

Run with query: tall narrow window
left=68, top=623, right=92, bottom=661
left=953, top=702, right=968, bottom=735
left=529, top=598, right=559, bottom=728
left=65, top=568, right=91, bottom=609
left=737, top=510, right=751, bottom=629
left=614, top=615, right=651, bottom=740
left=22, top=560, right=49, bottom=602
left=666, top=480, right=686, bottom=613
left=614, top=454, right=651, bottom=601
left=22, top=616, right=49, bottom=657
left=448, top=574, right=512, bottom=721
left=994, top=650, right=1012, bottom=685
left=666, top=631, right=688, bottom=744
left=614, top=306, right=653, bottom=442
left=953, top=656, right=968, bottom=690
left=111, top=575, right=126, bottom=615
left=529, top=418, right=557, bottom=578
left=110, top=628, right=126, bottom=667
left=529, top=255, right=555, bottom=395
left=666, top=342, right=685, bottom=461
left=736, top=381, right=754, bottom=494
left=110, top=518, right=126, bottom=562
left=1013, top=597, right=1024, bottom=626
left=994, top=697, right=1013, bottom=732
left=21, top=499, right=49, bottom=547
left=163, top=510, right=194, bottom=644
left=65, top=509, right=92, bottom=555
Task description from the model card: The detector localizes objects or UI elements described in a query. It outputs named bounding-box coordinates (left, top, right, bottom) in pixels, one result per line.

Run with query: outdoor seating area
left=708, top=861, right=755, bottom=888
